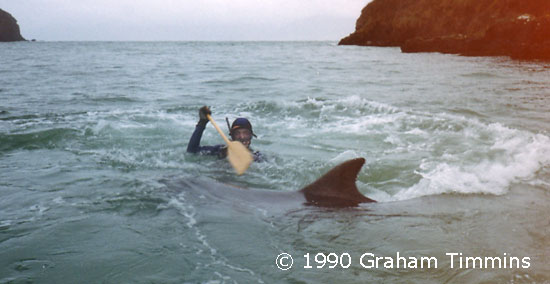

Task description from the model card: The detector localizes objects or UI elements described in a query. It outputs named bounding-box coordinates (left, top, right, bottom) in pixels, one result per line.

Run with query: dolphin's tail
left=299, top=158, right=376, bottom=207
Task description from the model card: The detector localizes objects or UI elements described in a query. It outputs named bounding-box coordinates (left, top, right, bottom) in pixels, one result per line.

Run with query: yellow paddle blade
left=227, top=141, right=253, bottom=175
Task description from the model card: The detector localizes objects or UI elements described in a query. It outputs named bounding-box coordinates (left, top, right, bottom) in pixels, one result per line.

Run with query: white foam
left=167, top=193, right=262, bottom=281
left=29, top=204, right=49, bottom=215
left=167, top=193, right=196, bottom=228
left=394, top=123, right=550, bottom=200
left=0, top=220, right=13, bottom=228
left=259, top=96, right=550, bottom=202
left=383, top=134, right=402, bottom=146
left=52, top=196, right=65, bottom=204
left=329, top=150, right=362, bottom=164
left=358, top=181, right=393, bottom=202
left=92, top=119, right=111, bottom=134
left=405, top=128, right=428, bottom=136
left=338, top=95, right=401, bottom=114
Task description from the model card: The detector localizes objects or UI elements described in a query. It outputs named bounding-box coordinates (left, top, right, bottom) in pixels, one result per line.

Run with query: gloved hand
left=198, top=106, right=211, bottom=126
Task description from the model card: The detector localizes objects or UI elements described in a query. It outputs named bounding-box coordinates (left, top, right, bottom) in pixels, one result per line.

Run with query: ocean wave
left=227, top=95, right=550, bottom=201
left=202, top=76, right=277, bottom=86
left=0, top=114, right=42, bottom=121
left=0, top=128, right=80, bottom=152
left=393, top=124, right=550, bottom=200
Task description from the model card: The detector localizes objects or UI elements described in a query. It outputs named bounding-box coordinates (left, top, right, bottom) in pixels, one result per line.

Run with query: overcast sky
left=1, top=0, right=370, bottom=41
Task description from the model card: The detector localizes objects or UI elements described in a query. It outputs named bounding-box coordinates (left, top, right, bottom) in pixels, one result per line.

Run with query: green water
left=1, top=41, right=549, bottom=283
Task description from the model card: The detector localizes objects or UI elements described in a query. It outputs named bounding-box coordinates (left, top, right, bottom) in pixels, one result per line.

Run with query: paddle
left=206, top=114, right=253, bottom=175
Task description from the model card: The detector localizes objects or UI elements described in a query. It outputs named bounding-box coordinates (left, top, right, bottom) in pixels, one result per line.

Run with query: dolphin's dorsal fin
left=299, top=158, right=376, bottom=207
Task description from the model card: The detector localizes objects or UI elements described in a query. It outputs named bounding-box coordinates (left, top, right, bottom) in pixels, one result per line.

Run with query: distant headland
left=339, top=0, right=550, bottom=60
left=0, top=9, right=25, bottom=42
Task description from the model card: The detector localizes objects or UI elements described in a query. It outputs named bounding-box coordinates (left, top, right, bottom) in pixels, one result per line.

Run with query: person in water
left=187, top=106, right=264, bottom=162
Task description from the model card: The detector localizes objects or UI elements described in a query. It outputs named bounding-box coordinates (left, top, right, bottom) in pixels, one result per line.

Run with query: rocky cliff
left=0, top=9, right=25, bottom=42
left=339, top=0, right=550, bottom=60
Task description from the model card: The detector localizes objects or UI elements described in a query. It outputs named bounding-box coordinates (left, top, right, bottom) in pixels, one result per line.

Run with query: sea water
left=1, top=41, right=549, bottom=283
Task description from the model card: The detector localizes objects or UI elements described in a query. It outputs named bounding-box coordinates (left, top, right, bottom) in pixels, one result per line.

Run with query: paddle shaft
left=206, top=114, right=231, bottom=145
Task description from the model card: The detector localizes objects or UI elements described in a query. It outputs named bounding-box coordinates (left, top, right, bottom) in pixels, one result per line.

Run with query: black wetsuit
left=187, top=123, right=264, bottom=162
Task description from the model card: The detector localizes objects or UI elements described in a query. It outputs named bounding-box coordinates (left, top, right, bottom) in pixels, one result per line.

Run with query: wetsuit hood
left=230, top=118, right=257, bottom=138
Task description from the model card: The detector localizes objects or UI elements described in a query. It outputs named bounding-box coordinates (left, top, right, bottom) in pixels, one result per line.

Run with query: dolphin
left=169, top=158, right=376, bottom=208
left=166, top=158, right=376, bottom=208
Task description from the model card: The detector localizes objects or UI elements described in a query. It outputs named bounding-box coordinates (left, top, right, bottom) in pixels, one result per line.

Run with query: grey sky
left=1, top=0, right=369, bottom=41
